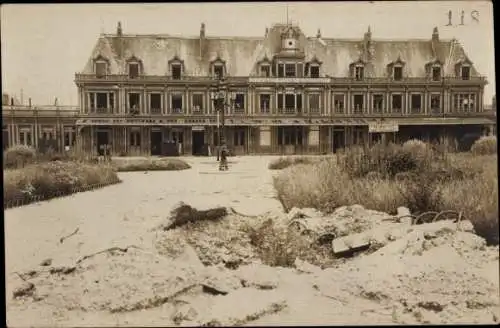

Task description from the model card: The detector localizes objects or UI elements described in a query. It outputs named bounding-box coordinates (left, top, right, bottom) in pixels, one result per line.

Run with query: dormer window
left=393, top=66, right=403, bottom=81
left=214, top=65, right=224, bottom=79
left=310, top=65, right=320, bottom=78
left=128, top=63, right=139, bottom=79
left=168, top=56, right=185, bottom=80
left=461, top=66, right=471, bottom=80
left=432, top=66, right=441, bottom=81
left=260, top=65, right=271, bottom=77
left=285, top=64, right=296, bottom=77
left=355, top=66, right=364, bottom=80
left=172, top=64, right=182, bottom=80
left=455, top=57, right=473, bottom=81
left=95, top=62, right=107, bottom=78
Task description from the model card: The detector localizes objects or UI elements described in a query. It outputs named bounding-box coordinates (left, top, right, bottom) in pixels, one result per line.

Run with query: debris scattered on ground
left=40, top=258, right=52, bottom=266
left=7, top=202, right=499, bottom=326
left=164, top=203, right=228, bottom=230
left=59, top=227, right=80, bottom=244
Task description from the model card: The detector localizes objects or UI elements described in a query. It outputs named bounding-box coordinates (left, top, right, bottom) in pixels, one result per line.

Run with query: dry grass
left=113, top=157, right=191, bottom=172
left=268, top=156, right=327, bottom=170
left=3, top=145, right=37, bottom=169
left=3, top=161, right=120, bottom=206
left=471, top=136, right=497, bottom=155
left=274, top=142, right=498, bottom=245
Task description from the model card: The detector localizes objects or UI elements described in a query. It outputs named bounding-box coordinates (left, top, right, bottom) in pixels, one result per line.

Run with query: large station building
left=2, top=22, right=496, bottom=156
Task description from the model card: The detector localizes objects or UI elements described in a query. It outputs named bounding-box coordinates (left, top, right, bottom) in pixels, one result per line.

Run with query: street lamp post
left=210, top=76, right=235, bottom=166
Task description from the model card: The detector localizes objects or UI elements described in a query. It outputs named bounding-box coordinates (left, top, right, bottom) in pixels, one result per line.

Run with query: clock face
left=286, top=39, right=296, bottom=48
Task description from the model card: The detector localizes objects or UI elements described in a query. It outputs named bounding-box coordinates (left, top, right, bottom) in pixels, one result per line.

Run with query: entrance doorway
left=192, top=130, right=205, bottom=156
left=150, top=130, right=162, bottom=156
left=332, top=129, right=345, bottom=153
left=96, top=130, right=110, bottom=156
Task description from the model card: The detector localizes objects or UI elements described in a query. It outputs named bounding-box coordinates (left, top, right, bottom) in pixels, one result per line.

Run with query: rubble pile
left=7, top=203, right=499, bottom=326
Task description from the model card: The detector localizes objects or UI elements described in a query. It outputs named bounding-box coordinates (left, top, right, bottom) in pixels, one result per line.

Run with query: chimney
left=117, top=21, right=123, bottom=36
left=432, top=26, right=439, bottom=42
left=29, top=98, right=32, bottom=107
left=265, top=27, right=269, bottom=38
left=10, top=97, right=14, bottom=106
left=316, top=28, right=321, bottom=38
left=363, top=26, right=372, bottom=61
left=199, top=23, right=206, bottom=57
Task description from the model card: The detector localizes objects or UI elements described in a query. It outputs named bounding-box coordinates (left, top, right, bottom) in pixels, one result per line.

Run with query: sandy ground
left=5, top=156, right=500, bottom=326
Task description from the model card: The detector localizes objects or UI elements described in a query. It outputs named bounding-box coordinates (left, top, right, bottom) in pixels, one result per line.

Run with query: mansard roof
left=81, top=23, right=482, bottom=78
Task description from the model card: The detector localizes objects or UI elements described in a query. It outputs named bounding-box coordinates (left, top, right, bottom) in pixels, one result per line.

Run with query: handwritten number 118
left=446, top=10, right=480, bottom=26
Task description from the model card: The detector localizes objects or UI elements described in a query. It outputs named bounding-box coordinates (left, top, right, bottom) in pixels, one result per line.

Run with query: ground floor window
left=130, top=130, right=141, bottom=146
left=19, top=129, right=32, bottom=146
left=234, top=129, right=245, bottom=146
left=277, top=127, right=303, bottom=146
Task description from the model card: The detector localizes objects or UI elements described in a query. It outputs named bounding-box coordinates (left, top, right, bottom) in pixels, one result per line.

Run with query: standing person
left=219, top=144, right=228, bottom=170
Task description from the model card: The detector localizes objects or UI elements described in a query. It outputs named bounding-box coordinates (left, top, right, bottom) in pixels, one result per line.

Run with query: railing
left=75, top=73, right=488, bottom=85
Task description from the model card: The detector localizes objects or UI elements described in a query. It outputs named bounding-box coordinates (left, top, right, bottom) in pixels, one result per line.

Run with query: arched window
left=168, top=55, right=185, bottom=80
left=211, top=57, right=226, bottom=79
left=93, top=55, right=110, bottom=78
left=387, top=55, right=405, bottom=81
left=126, top=55, right=143, bottom=79
left=349, top=58, right=366, bottom=81
left=455, top=57, right=473, bottom=80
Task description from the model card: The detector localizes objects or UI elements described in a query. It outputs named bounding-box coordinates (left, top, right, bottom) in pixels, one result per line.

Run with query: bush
left=4, top=145, right=37, bottom=169
left=471, top=136, right=497, bottom=155
left=113, top=158, right=191, bottom=172
left=268, top=156, right=322, bottom=170
left=3, top=161, right=120, bottom=206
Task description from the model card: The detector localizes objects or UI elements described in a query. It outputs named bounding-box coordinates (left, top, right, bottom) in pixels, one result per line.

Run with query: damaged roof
left=80, top=23, right=481, bottom=78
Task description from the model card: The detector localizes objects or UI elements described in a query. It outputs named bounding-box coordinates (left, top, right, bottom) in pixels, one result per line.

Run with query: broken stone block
left=332, top=234, right=371, bottom=257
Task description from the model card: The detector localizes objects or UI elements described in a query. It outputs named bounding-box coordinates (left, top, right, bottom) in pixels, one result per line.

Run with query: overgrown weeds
left=113, top=158, right=191, bottom=172
left=3, top=161, right=120, bottom=206
left=273, top=140, right=498, bottom=245
left=268, top=156, right=325, bottom=170
left=471, top=135, right=497, bottom=156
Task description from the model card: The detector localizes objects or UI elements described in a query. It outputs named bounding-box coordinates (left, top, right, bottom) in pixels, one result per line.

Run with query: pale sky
left=1, top=1, right=495, bottom=106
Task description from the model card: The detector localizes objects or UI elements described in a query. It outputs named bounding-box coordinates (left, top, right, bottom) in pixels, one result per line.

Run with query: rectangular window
left=411, top=94, right=422, bottom=113
left=150, top=94, right=162, bottom=114
left=233, top=129, right=245, bottom=146
left=89, top=93, right=96, bottom=111
left=129, top=63, right=139, bottom=79
left=393, top=66, right=403, bottom=81
left=430, top=94, right=441, bottom=113
left=214, top=65, right=224, bottom=79
left=432, top=67, right=441, bottom=81
left=64, top=132, right=70, bottom=147
left=285, top=64, right=296, bottom=77
left=373, top=94, right=384, bottom=113
left=454, top=93, right=476, bottom=112
left=109, top=93, right=115, bottom=111
left=260, top=94, right=271, bottom=113
left=130, top=131, right=141, bottom=147
left=234, top=93, right=245, bottom=113
left=461, top=66, right=470, bottom=80
left=296, top=94, right=302, bottom=113
left=128, top=93, right=140, bottom=113
left=310, top=66, right=320, bottom=78
left=260, top=65, right=270, bottom=77
left=308, top=94, right=320, bottom=113
left=96, top=93, right=108, bottom=113
left=277, top=93, right=284, bottom=112
left=355, top=66, right=364, bottom=80
left=95, top=62, right=106, bottom=77
left=333, top=94, right=345, bottom=114
left=278, top=64, right=284, bottom=78
left=172, top=94, right=183, bottom=113
left=353, top=94, right=364, bottom=113
left=172, top=64, right=182, bottom=80
left=285, top=94, right=295, bottom=113
left=192, top=94, right=203, bottom=114
left=392, top=94, right=402, bottom=113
